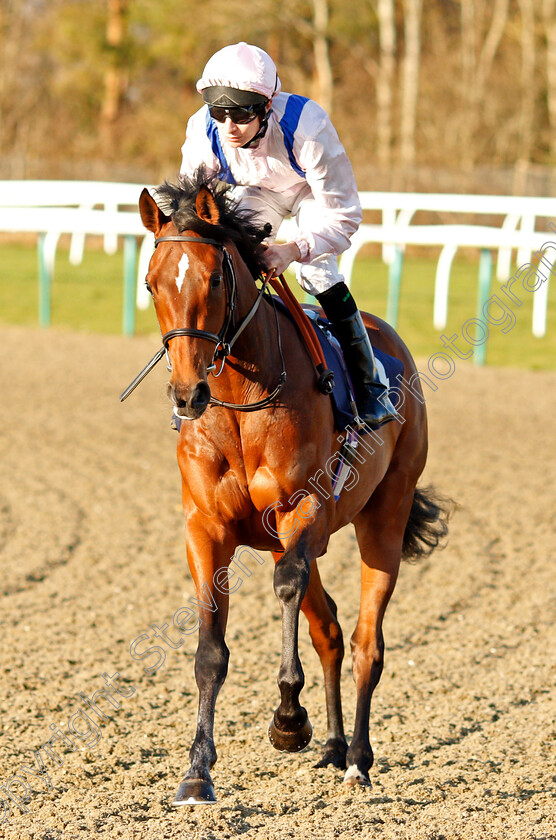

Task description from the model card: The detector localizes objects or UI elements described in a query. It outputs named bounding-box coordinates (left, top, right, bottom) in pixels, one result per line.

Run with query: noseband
left=120, top=234, right=286, bottom=411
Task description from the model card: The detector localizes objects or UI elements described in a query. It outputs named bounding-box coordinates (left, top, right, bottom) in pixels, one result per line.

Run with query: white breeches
left=229, top=185, right=345, bottom=296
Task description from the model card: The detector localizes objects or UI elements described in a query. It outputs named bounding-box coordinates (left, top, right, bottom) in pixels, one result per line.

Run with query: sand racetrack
left=0, top=324, right=554, bottom=840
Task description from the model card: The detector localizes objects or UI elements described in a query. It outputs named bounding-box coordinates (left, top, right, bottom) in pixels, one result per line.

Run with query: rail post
left=386, top=246, right=403, bottom=328
left=37, top=233, right=51, bottom=328
left=474, top=248, right=493, bottom=366
left=123, top=235, right=138, bottom=336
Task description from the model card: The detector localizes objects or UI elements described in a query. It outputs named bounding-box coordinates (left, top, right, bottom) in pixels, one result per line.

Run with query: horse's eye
left=145, top=281, right=153, bottom=295
left=210, top=274, right=222, bottom=289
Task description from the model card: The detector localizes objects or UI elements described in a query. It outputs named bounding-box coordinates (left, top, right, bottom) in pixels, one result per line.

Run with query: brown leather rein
left=119, top=234, right=333, bottom=409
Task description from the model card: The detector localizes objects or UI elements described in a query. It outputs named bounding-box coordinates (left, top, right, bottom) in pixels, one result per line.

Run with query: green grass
left=0, top=242, right=158, bottom=336
left=1, top=241, right=554, bottom=369
left=348, top=253, right=556, bottom=370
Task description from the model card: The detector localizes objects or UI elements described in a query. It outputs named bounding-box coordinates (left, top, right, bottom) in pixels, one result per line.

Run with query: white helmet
left=196, top=42, right=281, bottom=104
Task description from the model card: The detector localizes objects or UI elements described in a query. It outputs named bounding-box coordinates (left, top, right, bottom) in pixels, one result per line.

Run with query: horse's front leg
left=173, top=521, right=236, bottom=805
left=268, top=499, right=322, bottom=753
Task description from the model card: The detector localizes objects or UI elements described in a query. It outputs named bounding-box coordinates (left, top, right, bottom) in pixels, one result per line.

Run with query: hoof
left=314, top=738, right=348, bottom=770
left=268, top=712, right=313, bottom=752
left=172, top=778, right=217, bottom=805
left=343, top=764, right=371, bottom=787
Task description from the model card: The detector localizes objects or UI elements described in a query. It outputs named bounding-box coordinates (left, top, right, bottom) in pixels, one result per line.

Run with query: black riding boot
left=316, top=283, right=399, bottom=429
left=331, top=310, right=399, bottom=428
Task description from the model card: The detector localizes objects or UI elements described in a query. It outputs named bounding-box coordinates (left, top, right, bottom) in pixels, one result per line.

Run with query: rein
left=120, top=234, right=287, bottom=410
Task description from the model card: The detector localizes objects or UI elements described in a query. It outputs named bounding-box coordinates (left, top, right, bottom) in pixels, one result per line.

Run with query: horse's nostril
left=169, top=381, right=210, bottom=413
left=191, top=382, right=211, bottom=409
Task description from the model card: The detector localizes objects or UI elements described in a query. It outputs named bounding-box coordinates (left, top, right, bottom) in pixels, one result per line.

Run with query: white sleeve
left=292, top=104, right=362, bottom=263
left=179, top=107, right=220, bottom=179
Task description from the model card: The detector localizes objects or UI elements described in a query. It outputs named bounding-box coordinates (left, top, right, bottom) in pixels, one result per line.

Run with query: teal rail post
left=122, top=235, right=138, bottom=336
left=386, top=247, right=403, bottom=328
left=474, top=248, right=493, bottom=366
left=37, top=233, right=51, bottom=328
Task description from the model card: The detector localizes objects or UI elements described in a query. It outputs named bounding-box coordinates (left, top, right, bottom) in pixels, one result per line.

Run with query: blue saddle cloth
left=272, top=297, right=404, bottom=432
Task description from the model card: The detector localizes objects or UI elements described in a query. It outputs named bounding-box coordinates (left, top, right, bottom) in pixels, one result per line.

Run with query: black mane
left=155, top=169, right=270, bottom=280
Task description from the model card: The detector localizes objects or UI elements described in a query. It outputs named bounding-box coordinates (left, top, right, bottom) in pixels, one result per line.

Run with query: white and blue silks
left=180, top=92, right=363, bottom=295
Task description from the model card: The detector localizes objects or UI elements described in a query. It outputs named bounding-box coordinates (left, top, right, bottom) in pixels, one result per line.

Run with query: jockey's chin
left=219, top=118, right=261, bottom=148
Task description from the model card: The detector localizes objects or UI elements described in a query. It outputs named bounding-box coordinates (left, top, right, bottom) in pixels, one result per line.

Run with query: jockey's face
left=217, top=101, right=271, bottom=148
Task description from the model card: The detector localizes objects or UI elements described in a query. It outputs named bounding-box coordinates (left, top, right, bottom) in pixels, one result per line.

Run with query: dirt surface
left=0, top=324, right=554, bottom=840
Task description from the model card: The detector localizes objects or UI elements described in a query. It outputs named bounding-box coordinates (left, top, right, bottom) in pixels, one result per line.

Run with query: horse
left=127, top=171, right=449, bottom=805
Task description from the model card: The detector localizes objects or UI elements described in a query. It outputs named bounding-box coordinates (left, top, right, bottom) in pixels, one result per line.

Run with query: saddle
left=268, top=276, right=404, bottom=433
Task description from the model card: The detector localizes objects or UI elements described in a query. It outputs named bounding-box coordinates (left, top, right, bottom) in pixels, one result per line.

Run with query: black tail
left=402, top=485, right=453, bottom=561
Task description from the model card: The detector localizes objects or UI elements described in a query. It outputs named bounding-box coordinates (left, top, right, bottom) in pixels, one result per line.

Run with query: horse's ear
left=196, top=186, right=220, bottom=224
left=139, top=188, right=169, bottom=234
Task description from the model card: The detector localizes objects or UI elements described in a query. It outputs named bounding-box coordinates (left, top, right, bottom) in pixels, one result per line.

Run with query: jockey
left=180, top=42, right=398, bottom=428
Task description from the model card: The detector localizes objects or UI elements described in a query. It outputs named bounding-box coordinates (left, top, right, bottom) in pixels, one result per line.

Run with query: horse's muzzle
left=168, top=380, right=211, bottom=420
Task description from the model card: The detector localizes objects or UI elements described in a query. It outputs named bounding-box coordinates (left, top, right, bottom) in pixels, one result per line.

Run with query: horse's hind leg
left=298, top=559, right=347, bottom=769
left=345, top=474, right=416, bottom=786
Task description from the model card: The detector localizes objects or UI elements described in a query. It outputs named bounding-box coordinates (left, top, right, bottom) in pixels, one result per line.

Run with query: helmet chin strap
left=241, top=106, right=272, bottom=149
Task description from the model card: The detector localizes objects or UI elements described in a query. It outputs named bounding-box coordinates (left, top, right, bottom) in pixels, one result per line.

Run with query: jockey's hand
left=261, top=242, right=301, bottom=276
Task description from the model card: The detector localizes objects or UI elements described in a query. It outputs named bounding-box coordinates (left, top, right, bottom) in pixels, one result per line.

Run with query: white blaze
left=175, top=253, right=189, bottom=293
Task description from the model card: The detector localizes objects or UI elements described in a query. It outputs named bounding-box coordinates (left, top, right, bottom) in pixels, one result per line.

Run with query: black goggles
left=208, top=104, right=261, bottom=125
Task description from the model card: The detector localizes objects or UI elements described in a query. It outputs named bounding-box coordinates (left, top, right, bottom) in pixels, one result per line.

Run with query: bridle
left=154, top=235, right=238, bottom=378
left=120, top=234, right=287, bottom=411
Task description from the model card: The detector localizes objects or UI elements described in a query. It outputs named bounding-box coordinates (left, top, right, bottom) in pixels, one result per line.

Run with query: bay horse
left=128, top=172, right=448, bottom=805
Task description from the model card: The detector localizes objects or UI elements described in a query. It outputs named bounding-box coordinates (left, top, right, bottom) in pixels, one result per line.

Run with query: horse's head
left=139, top=185, right=231, bottom=420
